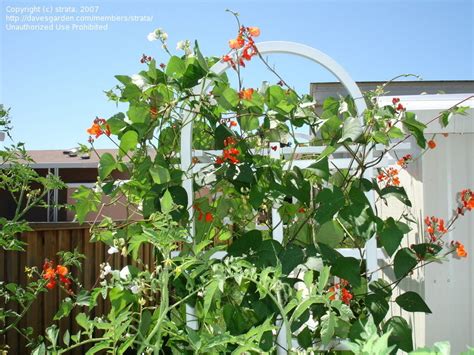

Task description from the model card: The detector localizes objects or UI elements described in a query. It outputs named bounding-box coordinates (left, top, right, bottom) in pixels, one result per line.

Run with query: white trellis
left=180, top=41, right=409, bottom=351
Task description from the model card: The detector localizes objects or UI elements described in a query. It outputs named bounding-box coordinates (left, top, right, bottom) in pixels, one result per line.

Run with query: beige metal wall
left=422, top=133, right=474, bottom=353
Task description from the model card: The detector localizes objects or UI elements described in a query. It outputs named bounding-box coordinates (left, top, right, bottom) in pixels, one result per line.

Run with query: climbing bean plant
left=26, top=17, right=473, bottom=354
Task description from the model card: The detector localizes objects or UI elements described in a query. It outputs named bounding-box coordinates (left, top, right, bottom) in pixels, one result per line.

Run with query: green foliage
left=3, top=21, right=472, bottom=354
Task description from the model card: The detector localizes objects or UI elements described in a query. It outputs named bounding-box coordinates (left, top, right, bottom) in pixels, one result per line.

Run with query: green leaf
left=383, top=316, right=413, bottom=352
left=314, top=187, right=345, bottom=224
left=315, top=220, right=344, bottom=248
left=160, top=189, right=173, bottom=213
left=320, top=311, right=337, bottom=345
left=46, top=325, right=59, bottom=348
left=317, top=265, right=331, bottom=293
left=402, top=112, right=427, bottom=148
left=228, top=230, right=262, bottom=256
left=394, top=247, right=418, bottom=279
left=63, top=329, right=70, bottom=346
left=166, top=56, right=186, bottom=78
left=239, top=115, right=260, bottom=131
left=149, top=165, right=170, bottom=184
left=107, top=113, right=126, bottom=134
left=379, top=217, right=404, bottom=256
left=98, top=153, right=116, bottom=180
left=380, top=186, right=412, bottom=207
left=32, top=343, right=46, bottom=355
left=119, top=130, right=138, bottom=156
left=203, top=280, right=219, bottom=318
left=332, top=257, right=361, bottom=287
left=54, top=299, right=73, bottom=320
left=396, top=291, right=431, bottom=313
left=307, top=157, right=330, bottom=181
left=365, top=294, right=389, bottom=325
left=221, top=87, right=239, bottom=109
left=278, top=243, right=304, bottom=275
left=72, top=186, right=100, bottom=223
left=339, top=116, right=362, bottom=142
left=75, top=313, right=89, bottom=330
left=127, top=104, right=148, bottom=124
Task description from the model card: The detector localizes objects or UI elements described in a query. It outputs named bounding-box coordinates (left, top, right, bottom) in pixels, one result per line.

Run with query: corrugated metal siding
left=422, top=133, right=474, bottom=353
left=376, top=137, right=426, bottom=349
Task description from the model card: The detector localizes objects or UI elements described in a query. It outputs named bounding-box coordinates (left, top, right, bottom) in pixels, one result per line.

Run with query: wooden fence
left=0, top=223, right=155, bottom=355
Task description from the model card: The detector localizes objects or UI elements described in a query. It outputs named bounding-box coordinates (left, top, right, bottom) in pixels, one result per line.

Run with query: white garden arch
left=179, top=41, right=400, bottom=351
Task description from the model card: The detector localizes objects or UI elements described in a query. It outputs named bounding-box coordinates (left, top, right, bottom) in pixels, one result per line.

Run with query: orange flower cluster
left=87, top=118, right=111, bottom=140
left=424, top=216, right=448, bottom=242
left=458, top=189, right=474, bottom=214
left=396, top=154, right=413, bottom=168
left=222, top=26, right=260, bottom=69
left=377, top=167, right=400, bottom=186
left=328, top=279, right=353, bottom=305
left=239, top=88, right=254, bottom=101
left=216, top=147, right=240, bottom=165
left=193, top=204, right=213, bottom=223
left=451, top=241, right=468, bottom=258
left=215, top=137, right=240, bottom=165
left=43, top=260, right=72, bottom=292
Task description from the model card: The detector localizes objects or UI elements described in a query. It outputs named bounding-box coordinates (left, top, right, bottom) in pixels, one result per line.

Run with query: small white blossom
left=176, top=40, right=192, bottom=56
left=120, top=266, right=131, bottom=280
left=305, top=257, right=323, bottom=271
left=103, top=263, right=112, bottom=276
left=147, top=31, right=159, bottom=42
left=339, top=101, right=349, bottom=114
left=108, top=246, right=119, bottom=255
left=130, top=284, right=140, bottom=294
left=159, top=32, right=168, bottom=41
left=148, top=28, right=167, bottom=42
left=223, top=217, right=232, bottom=226
left=131, top=74, right=148, bottom=90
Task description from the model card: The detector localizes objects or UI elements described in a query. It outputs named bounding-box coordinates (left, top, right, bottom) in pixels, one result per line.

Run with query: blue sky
left=1, top=0, right=473, bottom=150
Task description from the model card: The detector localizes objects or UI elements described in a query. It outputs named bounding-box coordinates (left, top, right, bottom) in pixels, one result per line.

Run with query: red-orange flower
left=87, top=118, right=110, bottom=139
left=56, top=265, right=68, bottom=277
left=341, top=288, right=353, bottom=305
left=239, top=88, right=254, bottom=101
left=378, top=167, right=400, bottom=186
left=247, top=27, right=260, bottom=37
left=42, top=260, right=72, bottom=291
left=428, top=140, right=436, bottom=149
left=425, top=216, right=448, bottom=241
left=455, top=242, right=468, bottom=258
left=43, top=267, right=56, bottom=280
left=397, top=154, right=413, bottom=168
left=229, top=37, right=245, bottom=49
left=205, top=212, right=213, bottom=223
left=460, top=189, right=474, bottom=212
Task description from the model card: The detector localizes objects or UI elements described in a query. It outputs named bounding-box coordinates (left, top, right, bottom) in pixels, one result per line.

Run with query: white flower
left=176, top=40, right=188, bottom=50
left=147, top=31, right=159, bottom=42
left=305, top=257, right=323, bottom=271
left=176, top=40, right=192, bottom=56
left=339, top=101, right=349, bottom=114
left=223, top=217, right=232, bottom=226
left=148, top=28, right=167, bottom=42
left=108, top=246, right=119, bottom=255
left=131, top=74, right=146, bottom=89
left=159, top=32, right=168, bottom=41
left=130, top=284, right=140, bottom=294
left=120, top=266, right=131, bottom=280
left=103, top=263, right=112, bottom=276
